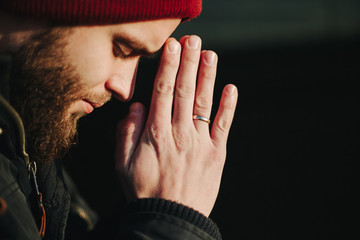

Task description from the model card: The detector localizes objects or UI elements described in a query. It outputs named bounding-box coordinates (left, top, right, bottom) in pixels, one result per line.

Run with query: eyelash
left=112, top=43, right=129, bottom=59
left=112, top=41, right=158, bottom=60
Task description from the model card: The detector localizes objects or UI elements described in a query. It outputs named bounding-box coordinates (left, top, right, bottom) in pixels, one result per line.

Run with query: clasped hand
left=115, top=35, right=238, bottom=217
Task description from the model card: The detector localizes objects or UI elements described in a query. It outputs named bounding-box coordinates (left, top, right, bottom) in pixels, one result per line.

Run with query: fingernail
left=168, top=40, right=180, bottom=54
left=203, top=51, right=217, bottom=65
left=187, top=35, right=200, bottom=49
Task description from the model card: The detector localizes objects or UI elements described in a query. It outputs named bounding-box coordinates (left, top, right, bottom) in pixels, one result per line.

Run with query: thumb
left=115, top=102, right=146, bottom=173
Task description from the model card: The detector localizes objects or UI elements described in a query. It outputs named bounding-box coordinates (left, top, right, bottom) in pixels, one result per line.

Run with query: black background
left=65, top=34, right=358, bottom=239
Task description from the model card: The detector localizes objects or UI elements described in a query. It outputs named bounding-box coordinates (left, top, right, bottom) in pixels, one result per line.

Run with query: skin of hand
left=115, top=35, right=238, bottom=217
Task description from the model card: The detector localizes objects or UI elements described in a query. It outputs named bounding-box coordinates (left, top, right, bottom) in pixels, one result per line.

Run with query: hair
left=9, top=27, right=83, bottom=163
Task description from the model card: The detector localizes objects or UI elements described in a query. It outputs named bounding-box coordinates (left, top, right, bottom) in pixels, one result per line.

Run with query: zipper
left=28, top=161, right=47, bottom=238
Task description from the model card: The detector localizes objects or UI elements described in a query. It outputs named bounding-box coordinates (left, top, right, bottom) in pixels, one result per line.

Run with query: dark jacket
left=0, top=56, right=222, bottom=240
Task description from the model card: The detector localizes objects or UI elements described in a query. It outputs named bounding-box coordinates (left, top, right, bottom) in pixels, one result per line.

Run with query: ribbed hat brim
left=0, top=0, right=202, bottom=25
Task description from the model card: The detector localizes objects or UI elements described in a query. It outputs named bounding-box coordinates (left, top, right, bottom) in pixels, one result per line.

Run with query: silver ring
left=193, top=115, right=211, bottom=124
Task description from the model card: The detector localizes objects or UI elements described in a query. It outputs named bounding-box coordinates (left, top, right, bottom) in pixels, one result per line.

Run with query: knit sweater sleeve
left=117, top=198, right=222, bottom=240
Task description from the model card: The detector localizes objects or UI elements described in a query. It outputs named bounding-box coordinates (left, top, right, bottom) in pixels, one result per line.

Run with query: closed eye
left=113, top=37, right=161, bottom=60
left=113, top=41, right=133, bottom=59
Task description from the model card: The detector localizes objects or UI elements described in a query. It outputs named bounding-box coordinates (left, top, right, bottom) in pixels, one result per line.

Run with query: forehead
left=70, top=18, right=181, bottom=53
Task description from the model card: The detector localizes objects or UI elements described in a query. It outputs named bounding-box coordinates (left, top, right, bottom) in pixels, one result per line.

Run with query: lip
left=88, top=101, right=104, bottom=108
left=82, top=99, right=105, bottom=114
left=82, top=100, right=94, bottom=114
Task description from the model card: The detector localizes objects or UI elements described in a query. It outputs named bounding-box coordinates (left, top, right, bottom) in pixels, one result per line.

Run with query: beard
left=9, top=28, right=111, bottom=163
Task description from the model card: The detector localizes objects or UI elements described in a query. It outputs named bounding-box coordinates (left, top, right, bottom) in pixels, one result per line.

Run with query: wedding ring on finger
left=192, top=114, right=211, bottom=124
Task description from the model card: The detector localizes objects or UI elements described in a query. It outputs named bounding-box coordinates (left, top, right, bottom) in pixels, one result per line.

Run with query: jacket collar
left=0, top=54, right=30, bottom=166
left=0, top=55, right=75, bottom=239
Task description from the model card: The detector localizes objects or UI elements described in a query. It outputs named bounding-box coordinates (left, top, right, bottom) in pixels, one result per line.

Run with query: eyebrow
left=113, top=35, right=162, bottom=58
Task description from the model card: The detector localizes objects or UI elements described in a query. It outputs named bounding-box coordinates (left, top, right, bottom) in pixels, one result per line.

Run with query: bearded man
left=0, top=0, right=238, bottom=239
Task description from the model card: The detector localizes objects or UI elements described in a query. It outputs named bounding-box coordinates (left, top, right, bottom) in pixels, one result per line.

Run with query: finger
left=211, top=84, right=238, bottom=148
left=115, top=102, right=146, bottom=172
left=193, top=50, right=218, bottom=133
left=172, top=35, right=202, bottom=125
left=147, top=38, right=181, bottom=126
left=179, top=35, right=189, bottom=46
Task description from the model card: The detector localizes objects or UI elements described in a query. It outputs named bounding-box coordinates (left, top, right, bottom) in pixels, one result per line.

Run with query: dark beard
left=10, top=28, right=87, bottom=163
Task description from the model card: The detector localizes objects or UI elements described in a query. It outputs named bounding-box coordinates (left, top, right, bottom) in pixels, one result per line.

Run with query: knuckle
left=216, top=118, right=231, bottom=133
left=148, top=123, right=166, bottom=147
left=155, top=81, right=174, bottom=96
left=175, top=83, right=193, bottom=98
left=202, top=68, right=216, bottom=80
left=117, top=120, right=133, bottom=137
left=223, top=101, right=234, bottom=111
left=183, top=53, right=199, bottom=64
left=161, top=56, right=179, bottom=68
left=195, top=96, right=212, bottom=111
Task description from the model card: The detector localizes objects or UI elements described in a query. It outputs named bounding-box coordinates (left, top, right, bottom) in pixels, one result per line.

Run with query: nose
left=105, top=58, right=139, bottom=102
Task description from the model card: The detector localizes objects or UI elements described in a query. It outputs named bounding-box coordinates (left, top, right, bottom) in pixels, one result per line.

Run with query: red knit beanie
left=0, top=0, right=202, bottom=25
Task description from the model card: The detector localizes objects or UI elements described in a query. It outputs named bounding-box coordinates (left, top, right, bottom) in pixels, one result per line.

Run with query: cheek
left=65, top=34, right=114, bottom=88
left=76, top=53, right=113, bottom=88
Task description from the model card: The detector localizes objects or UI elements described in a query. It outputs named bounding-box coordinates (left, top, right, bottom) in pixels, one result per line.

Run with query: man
left=0, top=0, right=238, bottom=239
